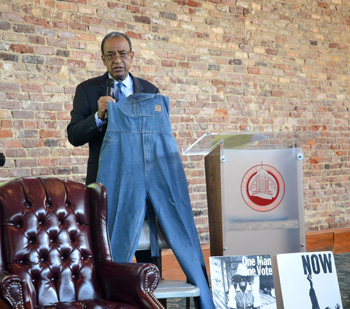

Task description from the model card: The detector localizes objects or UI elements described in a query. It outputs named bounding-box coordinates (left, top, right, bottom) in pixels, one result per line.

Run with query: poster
left=210, top=255, right=276, bottom=309
left=277, top=251, right=342, bottom=309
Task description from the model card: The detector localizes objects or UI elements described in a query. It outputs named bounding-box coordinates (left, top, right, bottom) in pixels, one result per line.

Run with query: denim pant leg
left=145, top=135, right=215, bottom=309
left=97, top=132, right=148, bottom=262
left=97, top=121, right=148, bottom=261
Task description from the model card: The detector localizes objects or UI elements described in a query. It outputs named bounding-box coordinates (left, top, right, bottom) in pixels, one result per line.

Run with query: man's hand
left=97, top=96, right=116, bottom=119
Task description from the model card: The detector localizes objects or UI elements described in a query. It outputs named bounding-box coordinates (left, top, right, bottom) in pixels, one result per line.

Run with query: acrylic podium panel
left=183, top=132, right=318, bottom=257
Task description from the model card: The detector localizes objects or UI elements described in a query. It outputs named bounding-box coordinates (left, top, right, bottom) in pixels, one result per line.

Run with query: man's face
left=102, top=36, right=134, bottom=81
left=239, top=277, right=248, bottom=292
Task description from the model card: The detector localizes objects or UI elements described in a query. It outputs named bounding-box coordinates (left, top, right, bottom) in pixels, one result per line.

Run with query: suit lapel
left=98, top=72, right=109, bottom=98
left=130, top=73, right=144, bottom=94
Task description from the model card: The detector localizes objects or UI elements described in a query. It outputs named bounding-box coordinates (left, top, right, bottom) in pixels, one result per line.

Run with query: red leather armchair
left=0, top=177, right=164, bottom=308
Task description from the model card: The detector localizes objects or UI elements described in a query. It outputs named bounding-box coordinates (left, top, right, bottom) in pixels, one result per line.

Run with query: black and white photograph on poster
left=209, top=255, right=276, bottom=309
left=277, top=251, right=343, bottom=309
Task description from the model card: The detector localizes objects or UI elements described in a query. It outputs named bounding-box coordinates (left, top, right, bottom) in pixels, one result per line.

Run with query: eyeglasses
left=104, top=50, right=131, bottom=61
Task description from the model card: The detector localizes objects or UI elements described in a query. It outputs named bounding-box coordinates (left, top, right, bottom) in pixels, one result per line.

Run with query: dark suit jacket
left=67, top=72, right=159, bottom=184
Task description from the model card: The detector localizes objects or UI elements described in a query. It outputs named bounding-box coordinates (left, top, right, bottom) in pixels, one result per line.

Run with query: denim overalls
left=96, top=93, right=215, bottom=308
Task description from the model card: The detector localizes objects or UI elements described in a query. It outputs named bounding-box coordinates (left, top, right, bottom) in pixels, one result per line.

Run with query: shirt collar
left=108, top=73, right=133, bottom=92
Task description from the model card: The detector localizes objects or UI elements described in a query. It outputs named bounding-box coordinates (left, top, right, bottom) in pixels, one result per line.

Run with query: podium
left=183, top=132, right=319, bottom=257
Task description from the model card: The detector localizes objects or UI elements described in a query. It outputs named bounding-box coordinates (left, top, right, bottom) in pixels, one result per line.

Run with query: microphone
left=106, top=78, right=114, bottom=97
left=105, top=79, right=114, bottom=120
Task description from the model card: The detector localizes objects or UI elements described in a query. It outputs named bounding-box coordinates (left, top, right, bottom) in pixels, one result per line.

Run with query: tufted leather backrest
left=0, top=177, right=108, bottom=307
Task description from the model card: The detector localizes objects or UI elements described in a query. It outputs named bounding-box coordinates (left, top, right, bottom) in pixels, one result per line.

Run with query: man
left=228, top=264, right=261, bottom=309
left=67, top=32, right=160, bottom=265
left=68, top=32, right=216, bottom=308
left=67, top=32, right=159, bottom=185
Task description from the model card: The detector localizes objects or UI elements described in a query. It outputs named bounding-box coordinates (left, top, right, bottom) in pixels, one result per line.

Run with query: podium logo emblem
left=241, top=162, right=285, bottom=212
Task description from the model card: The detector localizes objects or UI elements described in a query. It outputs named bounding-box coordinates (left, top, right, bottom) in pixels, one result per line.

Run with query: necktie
left=115, top=82, right=126, bottom=101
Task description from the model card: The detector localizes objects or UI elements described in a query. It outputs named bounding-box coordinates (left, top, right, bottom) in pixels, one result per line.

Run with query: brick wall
left=0, top=0, right=349, bottom=244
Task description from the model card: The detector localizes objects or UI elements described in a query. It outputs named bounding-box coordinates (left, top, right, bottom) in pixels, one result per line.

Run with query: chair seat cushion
left=37, top=299, right=139, bottom=309
left=154, top=279, right=200, bottom=299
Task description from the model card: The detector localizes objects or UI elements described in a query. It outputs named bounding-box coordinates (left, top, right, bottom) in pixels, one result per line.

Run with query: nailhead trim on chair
left=144, top=266, right=164, bottom=309
left=5, top=281, right=24, bottom=309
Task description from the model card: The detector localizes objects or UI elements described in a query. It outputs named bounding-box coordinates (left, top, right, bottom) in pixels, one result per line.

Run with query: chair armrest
left=97, top=261, right=164, bottom=309
left=0, top=272, right=33, bottom=308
